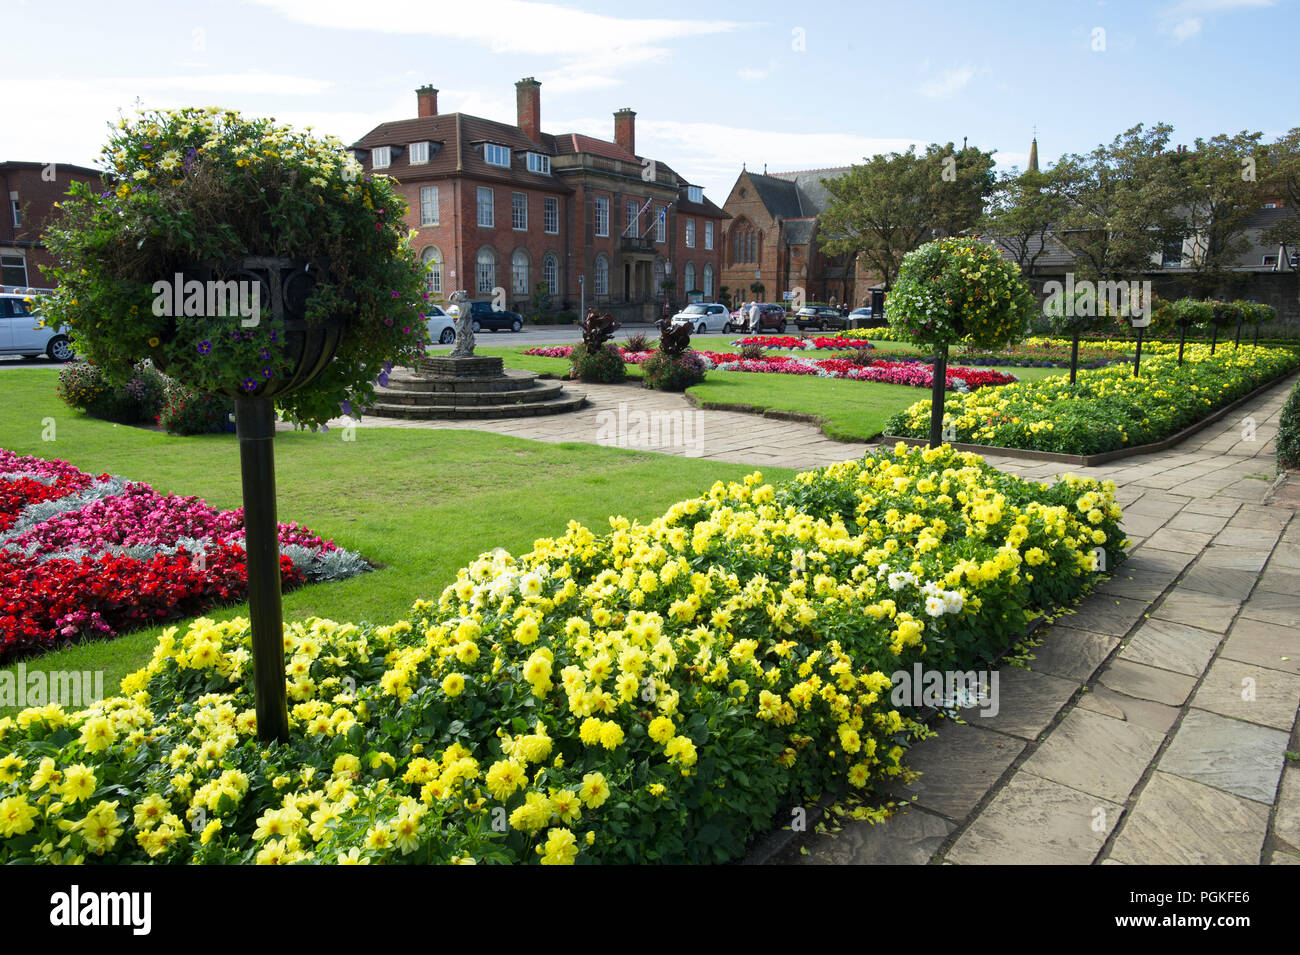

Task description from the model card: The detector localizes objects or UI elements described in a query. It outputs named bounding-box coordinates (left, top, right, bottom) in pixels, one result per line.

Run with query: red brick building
left=351, top=80, right=728, bottom=323
left=0, top=161, right=106, bottom=291
left=721, top=167, right=873, bottom=307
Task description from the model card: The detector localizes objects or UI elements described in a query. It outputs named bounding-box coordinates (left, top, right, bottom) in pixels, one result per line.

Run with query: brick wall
left=0, top=164, right=106, bottom=289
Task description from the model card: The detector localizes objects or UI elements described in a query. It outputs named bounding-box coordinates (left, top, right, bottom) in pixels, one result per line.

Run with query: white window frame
left=655, top=207, right=666, bottom=243
left=512, top=249, right=530, bottom=296
left=705, top=221, right=714, bottom=251
left=594, top=197, right=609, bottom=237
left=371, top=146, right=391, bottom=169
left=703, top=264, right=714, bottom=298
left=685, top=218, right=696, bottom=248
left=0, top=251, right=28, bottom=286
left=544, top=197, right=559, bottom=234
left=419, top=185, right=439, bottom=227
left=422, top=246, right=443, bottom=295
left=484, top=144, right=511, bottom=168
left=594, top=255, right=609, bottom=295
left=527, top=152, right=550, bottom=174
left=512, top=192, right=528, bottom=231
left=543, top=253, right=559, bottom=295
left=684, top=262, right=696, bottom=293
left=408, top=141, right=430, bottom=164
left=477, top=187, right=495, bottom=228
left=688, top=185, right=703, bottom=203
left=477, top=248, right=496, bottom=293
left=625, top=200, right=638, bottom=236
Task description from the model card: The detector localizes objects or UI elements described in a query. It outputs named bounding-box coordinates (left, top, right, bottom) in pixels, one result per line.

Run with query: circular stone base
left=418, top=355, right=504, bottom=378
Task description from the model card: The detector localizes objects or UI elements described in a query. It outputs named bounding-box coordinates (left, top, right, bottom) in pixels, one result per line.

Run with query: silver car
left=669, top=302, right=731, bottom=335
left=0, top=291, right=73, bottom=361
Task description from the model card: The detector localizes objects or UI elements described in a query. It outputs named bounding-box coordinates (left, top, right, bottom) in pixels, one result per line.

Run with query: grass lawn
left=473, top=340, right=1067, bottom=441
left=0, top=367, right=795, bottom=711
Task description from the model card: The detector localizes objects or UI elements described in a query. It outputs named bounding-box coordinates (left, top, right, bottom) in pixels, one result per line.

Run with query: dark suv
left=793, top=305, right=846, bottom=331
left=469, top=300, right=524, bottom=332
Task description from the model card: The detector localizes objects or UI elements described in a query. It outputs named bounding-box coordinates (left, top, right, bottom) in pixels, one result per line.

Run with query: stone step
left=379, top=380, right=568, bottom=406
left=369, top=393, right=587, bottom=419
left=385, top=368, right=542, bottom=394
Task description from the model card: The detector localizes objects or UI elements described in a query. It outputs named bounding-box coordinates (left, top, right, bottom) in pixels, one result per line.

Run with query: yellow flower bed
left=0, top=445, right=1124, bottom=864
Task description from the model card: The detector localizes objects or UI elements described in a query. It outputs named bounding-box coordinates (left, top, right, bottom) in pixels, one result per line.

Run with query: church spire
left=1028, top=133, right=1039, bottom=173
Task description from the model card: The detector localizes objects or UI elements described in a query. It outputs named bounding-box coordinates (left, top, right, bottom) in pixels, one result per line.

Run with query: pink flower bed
left=522, top=346, right=1015, bottom=390
left=728, top=335, right=876, bottom=350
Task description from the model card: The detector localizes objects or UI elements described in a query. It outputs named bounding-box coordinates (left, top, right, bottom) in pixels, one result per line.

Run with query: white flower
left=924, top=596, right=946, bottom=617
left=942, top=590, right=964, bottom=614
left=887, top=571, right=915, bottom=592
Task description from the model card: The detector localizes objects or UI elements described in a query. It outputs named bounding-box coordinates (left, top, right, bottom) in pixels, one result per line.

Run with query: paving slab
left=1181, top=498, right=1243, bottom=518
left=1189, top=657, right=1300, bottom=731
left=964, top=667, right=1079, bottom=740
left=945, top=773, right=1121, bottom=866
left=1027, top=626, right=1119, bottom=683
left=1107, top=771, right=1269, bottom=865
left=1275, top=765, right=1300, bottom=852
left=1159, top=709, right=1290, bottom=804
left=1220, top=617, right=1300, bottom=677
left=884, top=722, right=1023, bottom=821
left=1163, top=510, right=1231, bottom=534
left=1021, top=706, right=1167, bottom=803
left=784, top=807, right=953, bottom=865
left=1099, top=659, right=1198, bottom=707
left=1143, top=527, right=1216, bottom=555
left=1057, top=594, right=1150, bottom=638
left=1076, top=684, right=1181, bottom=735
left=1268, top=850, right=1300, bottom=865
left=1118, top=617, right=1222, bottom=677
left=1256, top=565, right=1300, bottom=596
left=1196, top=544, right=1271, bottom=573
left=1152, top=589, right=1240, bottom=633
left=1237, top=591, right=1300, bottom=629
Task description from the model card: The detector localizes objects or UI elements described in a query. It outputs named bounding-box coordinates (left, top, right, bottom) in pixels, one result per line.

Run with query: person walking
left=747, top=300, right=761, bottom=334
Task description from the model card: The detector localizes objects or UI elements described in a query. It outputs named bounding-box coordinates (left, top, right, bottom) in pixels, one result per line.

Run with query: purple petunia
left=340, top=399, right=352, bottom=416
left=197, top=340, right=212, bottom=355
left=376, top=372, right=389, bottom=388
left=242, top=378, right=258, bottom=392
left=260, top=349, right=271, bottom=360
left=391, top=290, right=400, bottom=298
left=262, top=367, right=273, bottom=378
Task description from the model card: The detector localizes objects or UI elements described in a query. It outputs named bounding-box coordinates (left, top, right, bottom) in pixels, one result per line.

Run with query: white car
left=0, top=290, right=73, bottom=361
left=425, top=304, right=456, bottom=345
left=669, top=302, right=732, bottom=335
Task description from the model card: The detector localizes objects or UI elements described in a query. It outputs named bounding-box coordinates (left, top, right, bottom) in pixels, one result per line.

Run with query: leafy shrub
left=569, top=342, right=626, bottom=383
left=57, top=361, right=164, bottom=424
left=624, top=331, right=650, bottom=353
left=158, top=380, right=234, bottom=435
left=739, top=344, right=766, bottom=361
left=1278, top=379, right=1300, bottom=471
left=1171, top=298, right=1213, bottom=328
left=641, top=350, right=706, bottom=391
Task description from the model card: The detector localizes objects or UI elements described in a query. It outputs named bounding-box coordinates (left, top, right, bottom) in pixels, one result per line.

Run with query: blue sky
left=3, top=0, right=1295, bottom=201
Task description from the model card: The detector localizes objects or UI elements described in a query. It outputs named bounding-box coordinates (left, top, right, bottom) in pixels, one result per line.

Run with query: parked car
left=669, top=302, right=732, bottom=334
left=468, top=300, right=524, bottom=333
left=793, top=305, right=847, bottom=331
left=0, top=290, right=74, bottom=361
left=847, top=306, right=886, bottom=328
left=424, top=304, right=456, bottom=345
left=729, top=303, right=788, bottom=333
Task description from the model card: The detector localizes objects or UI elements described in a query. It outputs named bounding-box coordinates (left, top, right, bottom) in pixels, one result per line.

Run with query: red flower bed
left=0, top=544, right=303, bottom=663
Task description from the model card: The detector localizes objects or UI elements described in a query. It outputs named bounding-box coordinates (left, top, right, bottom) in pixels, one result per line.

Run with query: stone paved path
left=316, top=367, right=1299, bottom=866
left=309, top=380, right=872, bottom=471
left=777, top=371, right=1300, bottom=866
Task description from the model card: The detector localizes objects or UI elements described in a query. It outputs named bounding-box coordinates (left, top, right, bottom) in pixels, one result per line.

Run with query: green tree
left=1260, top=127, right=1300, bottom=254
left=1052, top=123, right=1185, bottom=280
left=980, top=165, right=1070, bottom=277
left=818, top=143, right=997, bottom=289
left=1173, top=131, right=1264, bottom=293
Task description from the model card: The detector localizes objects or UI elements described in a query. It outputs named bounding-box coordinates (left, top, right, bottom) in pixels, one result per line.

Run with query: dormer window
left=409, top=141, right=430, bottom=164
left=688, top=185, right=703, bottom=203
left=372, top=146, right=392, bottom=169
left=526, top=152, right=550, bottom=175
left=485, top=144, right=511, bottom=168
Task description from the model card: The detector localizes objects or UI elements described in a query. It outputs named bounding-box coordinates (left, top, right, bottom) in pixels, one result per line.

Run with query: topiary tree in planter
left=41, top=107, right=428, bottom=741
left=887, top=237, right=1035, bottom=446
left=1249, top=301, right=1277, bottom=345
left=1170, top=298, right=1213, bottom=365
left=1207, top=299, right=1240, bottom=355
left=641, top=321, right=706, bottom=391
left=1043, top=284, right=1114, bottom=385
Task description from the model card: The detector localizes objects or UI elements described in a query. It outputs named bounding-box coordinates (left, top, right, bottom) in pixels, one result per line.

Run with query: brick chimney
left=614, top=108, right=636, bottom=156
left=416, top=85, right=438, bottom=117
left=516, top=77, right=541, bottom=143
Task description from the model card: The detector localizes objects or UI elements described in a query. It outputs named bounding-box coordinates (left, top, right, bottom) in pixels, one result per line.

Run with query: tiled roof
left=783, top=218, right=816, bottom=246
left=747, top=167, right=853, bottom=219
left=549, top=133, right=636, bottom=162
left=747, top=173, right=803, bottom=219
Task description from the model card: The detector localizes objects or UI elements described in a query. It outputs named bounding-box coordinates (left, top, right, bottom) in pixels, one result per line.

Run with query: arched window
left=594, top=254, right=609, bottom=295
left=511, top=248, right=530, bottom=296
left=653, top=258, right=666, bottom=298
left=543, top=253, right=559, bottom=296
left=476, top=247, right=496, bottom=294
left=421, top=246, right=442, bottom=295
left=702, top=264, right=714, bottom=298
left=684, top=262, right=696, bottom=294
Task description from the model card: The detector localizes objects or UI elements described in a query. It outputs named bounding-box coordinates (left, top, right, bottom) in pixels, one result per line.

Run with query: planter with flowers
left=885, top=237, right=1035, bottom=446
left=40, top=107, right=429, bottom=740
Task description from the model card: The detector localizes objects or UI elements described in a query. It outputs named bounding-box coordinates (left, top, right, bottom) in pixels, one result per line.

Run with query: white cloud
left=1160, top=0, right=1274, bottom=40
left=246, top=0, right=742, bottom=89
left=918, top=66, right=976, bottom=99
left=737, top=68, right=770, bottom=82
left=1172, top=17, right=1203, bottom=39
